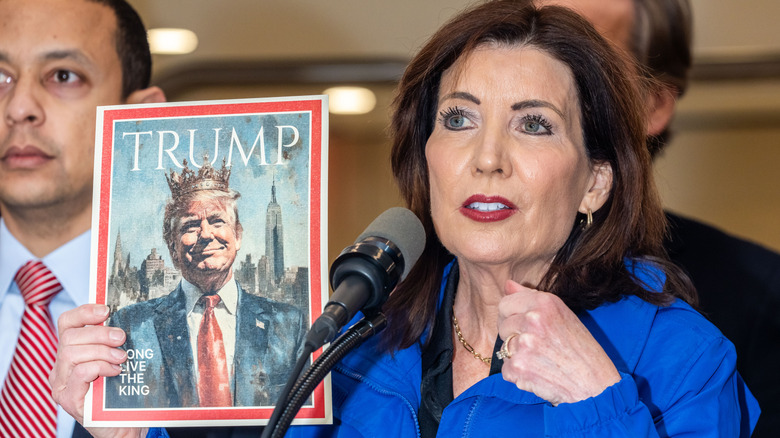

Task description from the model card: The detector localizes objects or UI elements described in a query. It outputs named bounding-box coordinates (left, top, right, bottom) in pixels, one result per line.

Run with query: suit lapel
left=153, top=284, right=199, bottom=406
left=234, top=285, right=272, bottom=405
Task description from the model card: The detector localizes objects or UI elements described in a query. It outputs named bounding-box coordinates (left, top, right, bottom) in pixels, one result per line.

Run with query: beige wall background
left=128, top=0, right=780, bottom=265
left=657, top=78, right=780, bottom=252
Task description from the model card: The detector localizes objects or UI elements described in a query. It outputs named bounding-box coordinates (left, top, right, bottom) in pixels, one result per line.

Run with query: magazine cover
left=84, top=96, right=330, bottom=427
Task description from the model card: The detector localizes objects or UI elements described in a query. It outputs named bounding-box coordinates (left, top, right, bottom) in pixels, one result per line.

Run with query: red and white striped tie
left=0, top=261, right=62, bottom=438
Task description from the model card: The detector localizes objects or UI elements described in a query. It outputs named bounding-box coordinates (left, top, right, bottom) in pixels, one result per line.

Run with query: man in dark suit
left=104, top=160, right=305, bottom=409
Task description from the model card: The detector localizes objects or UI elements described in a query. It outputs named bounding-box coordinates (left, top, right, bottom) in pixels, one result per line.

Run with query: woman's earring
left=579, top=209, right=593, bottom=230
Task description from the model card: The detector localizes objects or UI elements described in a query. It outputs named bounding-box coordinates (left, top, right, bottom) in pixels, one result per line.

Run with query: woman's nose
left=472, top=127, right=512, bottom=177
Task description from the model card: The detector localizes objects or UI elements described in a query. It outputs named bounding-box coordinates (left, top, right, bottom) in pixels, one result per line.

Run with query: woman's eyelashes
left=438, top=105, right=554, bottom=136
left=439, top=106, right=474, bottom=130
left=519, top=114, right=553, bottom=135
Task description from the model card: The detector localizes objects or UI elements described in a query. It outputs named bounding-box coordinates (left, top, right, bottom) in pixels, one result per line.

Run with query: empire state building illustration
left=250, top=177, right=309, bottom=313
left=265, top=178, right=285, bottom=288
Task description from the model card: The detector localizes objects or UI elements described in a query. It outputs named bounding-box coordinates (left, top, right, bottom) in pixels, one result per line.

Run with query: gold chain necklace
left=452, top=309, right=491, bottom=365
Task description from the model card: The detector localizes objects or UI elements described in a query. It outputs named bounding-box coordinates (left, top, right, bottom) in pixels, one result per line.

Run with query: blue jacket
left=285, top=261, right=759, bottom=437
left=149, top=261, right=759, bottom=437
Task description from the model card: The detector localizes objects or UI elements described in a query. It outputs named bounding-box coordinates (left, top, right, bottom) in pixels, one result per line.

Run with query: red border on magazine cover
left=89, top=97, right=326, bottom=424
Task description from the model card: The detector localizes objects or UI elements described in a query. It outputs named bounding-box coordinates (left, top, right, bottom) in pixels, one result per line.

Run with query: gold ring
left=496, top=333, right=518, bottom=360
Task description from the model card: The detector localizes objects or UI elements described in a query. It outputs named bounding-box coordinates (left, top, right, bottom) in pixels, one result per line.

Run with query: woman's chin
left=455, top=247, right=514, bottom=267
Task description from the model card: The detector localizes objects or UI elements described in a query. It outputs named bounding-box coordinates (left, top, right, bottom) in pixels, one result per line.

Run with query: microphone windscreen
left=355, top=207, right=425, bottom=280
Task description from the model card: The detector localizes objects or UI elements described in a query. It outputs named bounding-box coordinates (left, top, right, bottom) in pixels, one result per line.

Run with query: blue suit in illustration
left=104, top=281, right=306, bottom=408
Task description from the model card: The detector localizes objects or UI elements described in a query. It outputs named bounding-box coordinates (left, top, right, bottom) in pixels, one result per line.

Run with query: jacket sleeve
left=643, top=335, right=759, bottom=437
left=544, top=335, right=759, bottom=437
left=543, top=373, right=657, bottom=437
left=147, top=428, right=169, bottom=438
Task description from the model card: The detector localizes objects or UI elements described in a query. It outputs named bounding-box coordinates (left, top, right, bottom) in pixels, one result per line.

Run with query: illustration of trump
left=105, top=159, right=306, bottom=408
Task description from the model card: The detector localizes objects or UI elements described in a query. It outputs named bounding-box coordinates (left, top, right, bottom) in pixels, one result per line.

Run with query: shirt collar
left=0, top=218, right=90, bottom=306
left=182, top=275, right=239, bottom=315
left=0, top=219, right=32, bottom=300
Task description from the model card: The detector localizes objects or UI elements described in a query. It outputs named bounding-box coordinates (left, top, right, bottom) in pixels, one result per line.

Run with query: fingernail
left=111, top=349, right=126, bottom=361
left=109, top=328, right=125, bottom=342
left=94, top=305, right=109, bottom=317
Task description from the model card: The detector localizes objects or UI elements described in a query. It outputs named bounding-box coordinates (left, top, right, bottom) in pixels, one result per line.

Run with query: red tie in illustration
left=197, top=294, right=232, bottom=406
left=0, top=261, right=62, bottom=438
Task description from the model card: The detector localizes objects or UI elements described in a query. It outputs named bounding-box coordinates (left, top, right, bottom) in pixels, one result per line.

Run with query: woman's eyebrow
left=512, top=99, right=566, bottom=121
left=439, top=91, right=481, bottom=105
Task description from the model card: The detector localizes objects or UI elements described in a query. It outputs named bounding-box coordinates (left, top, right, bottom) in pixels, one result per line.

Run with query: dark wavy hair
left=88, top=0, right=153, bottom=98
left=382, top=0, right=696, bottom=351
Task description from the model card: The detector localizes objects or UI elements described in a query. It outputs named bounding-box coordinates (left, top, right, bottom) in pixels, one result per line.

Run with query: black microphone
left=305, top=207, right=425, bottom=349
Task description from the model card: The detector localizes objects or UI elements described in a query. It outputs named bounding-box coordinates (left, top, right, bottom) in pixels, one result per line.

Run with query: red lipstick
left=459, top=194, right=517, bottom=222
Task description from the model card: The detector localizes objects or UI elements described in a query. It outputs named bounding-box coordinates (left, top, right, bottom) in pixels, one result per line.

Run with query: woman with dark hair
left=51, top=1, right=758, bottom=437
left=302, top=1, right=758, bottom=436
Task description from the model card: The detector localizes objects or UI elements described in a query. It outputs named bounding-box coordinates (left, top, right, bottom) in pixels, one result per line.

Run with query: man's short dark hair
left=631, top=0, right=693, bottom=157
left=88, top=0, right=152, bottom=99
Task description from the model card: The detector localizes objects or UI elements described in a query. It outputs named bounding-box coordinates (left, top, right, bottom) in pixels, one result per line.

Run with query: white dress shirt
left=182, top=277, right=238, bottom=384
left=0, top=218, right=91, bottom=438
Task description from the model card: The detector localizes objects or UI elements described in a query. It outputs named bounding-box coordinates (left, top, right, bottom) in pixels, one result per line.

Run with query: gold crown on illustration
left=166, top=157, right=231, bottom=199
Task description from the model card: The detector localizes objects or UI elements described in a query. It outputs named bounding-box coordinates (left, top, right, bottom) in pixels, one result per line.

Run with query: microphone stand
left=262, top=312, right=388, bottom=438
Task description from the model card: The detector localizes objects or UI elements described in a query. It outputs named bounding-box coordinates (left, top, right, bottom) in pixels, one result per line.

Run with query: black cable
left=261, top=342, right=315, bottom=438
left=266, top=313, right=387, bottom=438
